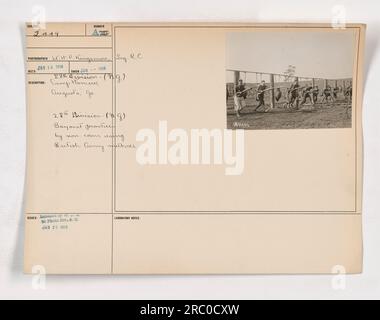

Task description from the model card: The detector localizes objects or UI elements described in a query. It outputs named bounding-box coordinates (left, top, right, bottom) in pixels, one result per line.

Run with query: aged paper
left=24, top=23, right=365, bottom=274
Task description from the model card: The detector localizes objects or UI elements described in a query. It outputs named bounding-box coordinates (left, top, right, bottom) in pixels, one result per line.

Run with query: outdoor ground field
left=226, top=95, right=352, bottom=130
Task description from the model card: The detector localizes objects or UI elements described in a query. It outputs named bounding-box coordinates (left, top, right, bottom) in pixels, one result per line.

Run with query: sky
left=226, top=29, right=356, bottom=82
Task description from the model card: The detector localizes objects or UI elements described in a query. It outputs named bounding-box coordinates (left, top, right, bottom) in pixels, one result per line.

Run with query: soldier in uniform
left=312, top=85, right=319, bottom=104
left=255, top=80, right=267, bottom=112
left=345, top=82, right=353, bottom=102
left=333, top=86, right=340, bottom=100
left=288, top=78, right=300, bottom=109
left=233, top=79, right=247, bottom=118
left=322, top=85, right=334, bottom=103
left=275, top=88, right=282, bottom=102
left=300, top=83, right=314, bottom=105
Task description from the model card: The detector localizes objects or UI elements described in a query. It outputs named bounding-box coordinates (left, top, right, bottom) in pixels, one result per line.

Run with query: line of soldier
left=231, top=78, right=352, bottom=118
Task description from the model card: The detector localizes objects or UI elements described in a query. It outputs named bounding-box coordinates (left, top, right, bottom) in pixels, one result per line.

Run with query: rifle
left=288, top=86, right=306, bottom=94
left=255, top=86, right=288, bottom=100
left=236, top=85, right=286, bottom=97
left=235, top=87, right=255, bottom=97
left=259, top=86, right=288, bottom=93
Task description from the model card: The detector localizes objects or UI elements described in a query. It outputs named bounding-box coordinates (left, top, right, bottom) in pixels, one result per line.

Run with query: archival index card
left=24, top=23, right=365, bottom=274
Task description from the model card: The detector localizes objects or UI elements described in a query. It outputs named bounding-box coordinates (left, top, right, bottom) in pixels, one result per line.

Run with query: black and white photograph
left=226, top=30, right=356, bottom=130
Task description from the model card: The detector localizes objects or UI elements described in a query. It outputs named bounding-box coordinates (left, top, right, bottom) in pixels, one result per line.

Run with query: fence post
left=324, top=79, right=328, bottom=89
left=270, top=73, right=275, bottom=108
left=234, top=71, right=240, bottom=85
left=312, top=78, right=315, bottom=87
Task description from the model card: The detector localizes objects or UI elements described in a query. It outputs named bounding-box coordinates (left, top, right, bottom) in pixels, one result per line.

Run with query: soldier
left=333, top=86, right=340, bottom=100
left=233, top=79, right=247, bottom=118
left=255, top=80, right=267, bottom=111
left=275, top=88, right=282, bottom=102
left=287, top=78, right=300, bottom=109
left=300, top=83, right=314, bottom=105
left=312, top=85, right=319, bottom=104
left=321, top=85, right=334, bottom=103
left=345, top=82, right=353, bottom=102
